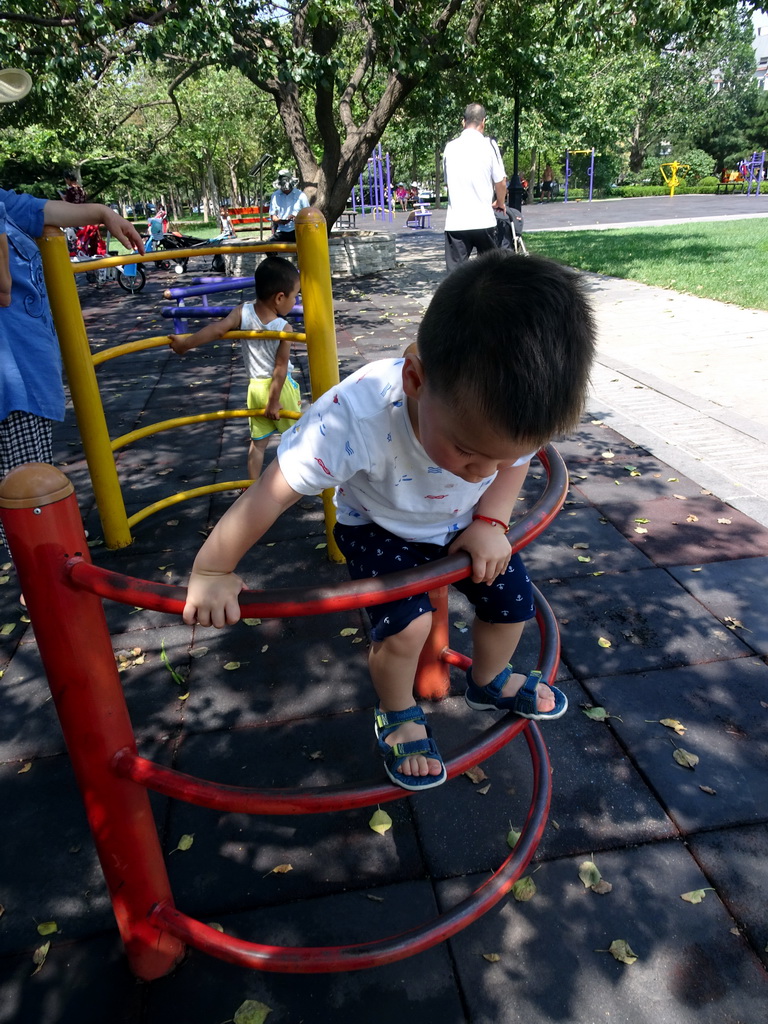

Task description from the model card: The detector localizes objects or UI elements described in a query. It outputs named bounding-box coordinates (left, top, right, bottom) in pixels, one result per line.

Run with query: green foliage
left=0, top=0, right=753, bottom=223
left=669, top=147, right=717, bottom=182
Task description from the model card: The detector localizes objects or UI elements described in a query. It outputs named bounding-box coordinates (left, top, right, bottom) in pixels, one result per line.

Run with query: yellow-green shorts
left=247, top=377, right=301, bottom=440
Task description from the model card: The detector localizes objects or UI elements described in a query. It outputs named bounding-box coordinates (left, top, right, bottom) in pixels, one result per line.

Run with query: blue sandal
left=465, top=666, right=568, bottom=720
left=374, top=705, right=447, bottom=791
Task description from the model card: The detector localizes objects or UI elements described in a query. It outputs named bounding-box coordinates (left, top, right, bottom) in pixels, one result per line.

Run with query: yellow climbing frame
left=38, top=207, right=343, bottom=559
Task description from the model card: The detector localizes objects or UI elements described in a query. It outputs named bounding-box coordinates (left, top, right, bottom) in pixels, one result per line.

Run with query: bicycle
left=70, top=236, right=146, bottom=294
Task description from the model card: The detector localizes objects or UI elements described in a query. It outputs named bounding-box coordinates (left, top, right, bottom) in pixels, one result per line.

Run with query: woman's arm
left=42, top=200, right=145, bottom=253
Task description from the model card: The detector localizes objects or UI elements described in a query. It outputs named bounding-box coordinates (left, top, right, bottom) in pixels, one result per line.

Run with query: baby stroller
left=152, top=231, right=228, bottom=275
left=495, top=206, right=528, bottom=255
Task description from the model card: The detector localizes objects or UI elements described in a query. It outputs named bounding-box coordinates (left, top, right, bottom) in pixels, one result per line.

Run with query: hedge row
left=609, top=184, right=750, bottom=197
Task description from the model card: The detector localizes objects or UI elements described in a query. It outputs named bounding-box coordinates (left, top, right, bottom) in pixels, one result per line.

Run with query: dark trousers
left=444, top=227, right=498, bottom=272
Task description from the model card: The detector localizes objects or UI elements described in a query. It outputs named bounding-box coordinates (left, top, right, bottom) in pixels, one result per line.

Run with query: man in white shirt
left=442, top=103, right=507, bottom=271
left=268, top=170, right=310, bottom=243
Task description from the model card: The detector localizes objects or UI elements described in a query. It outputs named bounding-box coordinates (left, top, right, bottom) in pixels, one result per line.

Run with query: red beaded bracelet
left=472, top=514, right=509, bottom=532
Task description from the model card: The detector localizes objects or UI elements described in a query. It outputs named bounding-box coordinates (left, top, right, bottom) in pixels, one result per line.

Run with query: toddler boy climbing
left=182, top=251, right=596, bottom=791
left=169, top=255, right=301, bottom=480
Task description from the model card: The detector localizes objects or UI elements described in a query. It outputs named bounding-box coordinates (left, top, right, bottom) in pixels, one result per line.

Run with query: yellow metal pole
left=294, top=207, right=343, bottom=561
left=38, top=228, right=132, bottom=548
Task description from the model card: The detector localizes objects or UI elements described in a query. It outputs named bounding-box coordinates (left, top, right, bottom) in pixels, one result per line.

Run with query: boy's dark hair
left=417, top=250, right=595, bottom=447
left=254, top=256, right=299, bottom=301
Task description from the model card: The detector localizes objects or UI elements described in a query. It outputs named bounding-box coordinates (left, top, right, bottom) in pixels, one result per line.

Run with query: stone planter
left=224, top=230, right=396, bottom=280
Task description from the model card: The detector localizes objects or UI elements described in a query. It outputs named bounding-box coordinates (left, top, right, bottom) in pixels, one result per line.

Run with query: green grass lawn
left=526, top=219, right=768, bottom=310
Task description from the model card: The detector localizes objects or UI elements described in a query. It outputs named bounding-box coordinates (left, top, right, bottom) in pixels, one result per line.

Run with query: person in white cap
left=0, top=68, right=144, bottom=571
left=267, top=169, right=309, bottom=243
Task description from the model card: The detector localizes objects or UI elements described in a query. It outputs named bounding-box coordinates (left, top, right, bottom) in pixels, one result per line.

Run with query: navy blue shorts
left=334, top=521, right=535, bottom=642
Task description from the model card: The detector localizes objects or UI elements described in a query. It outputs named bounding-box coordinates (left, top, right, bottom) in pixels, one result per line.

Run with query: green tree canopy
left=0, top=0, right=757, bottom=223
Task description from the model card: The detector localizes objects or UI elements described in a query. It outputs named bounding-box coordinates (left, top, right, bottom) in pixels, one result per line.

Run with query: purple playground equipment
left=351, top=144, right=394, bottom=222
left=563, top=148, right=596, bottom=203
left=745, top=151, right=766, bottom=196
left=161, top=276, right=302, bottom=333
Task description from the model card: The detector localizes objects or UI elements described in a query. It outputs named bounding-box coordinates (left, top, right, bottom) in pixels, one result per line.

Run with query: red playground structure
left=0, top=448, right=567, bottom=978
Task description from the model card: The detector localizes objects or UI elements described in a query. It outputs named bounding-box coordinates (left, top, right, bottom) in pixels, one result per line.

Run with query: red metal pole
left=0, top=464, right=184, bottom=980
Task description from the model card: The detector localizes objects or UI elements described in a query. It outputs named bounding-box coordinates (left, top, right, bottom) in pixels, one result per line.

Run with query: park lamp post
left=249, top=153, right=273, bottom=239
left=507, top=86, right=525, bottom=212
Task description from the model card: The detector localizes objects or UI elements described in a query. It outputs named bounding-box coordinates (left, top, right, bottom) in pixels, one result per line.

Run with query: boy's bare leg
left=368, top=612, right=443, bottom=778
left=471, top=619, right=555, bottom=713
left=247, top=436, right=271, bottom=480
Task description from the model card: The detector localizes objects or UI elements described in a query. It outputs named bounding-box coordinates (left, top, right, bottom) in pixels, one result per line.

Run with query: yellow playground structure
left=38, top=207, right=344, bottom=559
left=659, top=161, right=690, bottom=197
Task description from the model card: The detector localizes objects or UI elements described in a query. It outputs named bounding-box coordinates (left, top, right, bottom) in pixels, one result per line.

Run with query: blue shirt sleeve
left=0, top=189, right=46, bottom=238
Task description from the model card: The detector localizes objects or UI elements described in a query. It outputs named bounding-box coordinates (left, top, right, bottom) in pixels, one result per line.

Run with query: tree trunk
left=629, top=124, right=647, bottom=174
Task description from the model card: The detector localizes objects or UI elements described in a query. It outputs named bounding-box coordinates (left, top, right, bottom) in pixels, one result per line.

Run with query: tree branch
left=339, top=10, right=378, bottom=133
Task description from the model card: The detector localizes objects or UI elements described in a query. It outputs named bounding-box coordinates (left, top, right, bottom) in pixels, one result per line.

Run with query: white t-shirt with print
left=239, top=302, right=294, bottom=380
left=277, top=358, right=530, bottom=546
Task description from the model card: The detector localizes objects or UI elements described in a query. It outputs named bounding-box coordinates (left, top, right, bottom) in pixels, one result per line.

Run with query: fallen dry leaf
left=263, top=863, right=293, bottom=877
left=511, top=876, right=536, bottom=902
left=673, top=748, right=699, bottom=770
left=579, top=859, right=602, bottom=888
left=31, top=941, right=50, bottom=976
left=603, top=939, right=638, bottom=965
left=464, top=765, right=488, bottom=784
left=680, top=888, right=712, bottom=904
left=170, top=834, right=194, bottom=854
left=233, top=999, right=272, bottom=1024
left=591, top=879, right=613, bottom=894
left=369, top=808, right=393, bottom=835
left=660, top=718, right=686, bottom=735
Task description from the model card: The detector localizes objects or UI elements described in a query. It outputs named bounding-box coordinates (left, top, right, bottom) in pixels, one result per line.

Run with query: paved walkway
left=0, top=196, right=766, bottom=1023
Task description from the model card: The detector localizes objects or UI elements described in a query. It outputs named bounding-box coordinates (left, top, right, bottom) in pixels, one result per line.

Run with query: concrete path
left=0, top=196, right=766, bottom=1023
left=391, top=195, right=768, bottom=525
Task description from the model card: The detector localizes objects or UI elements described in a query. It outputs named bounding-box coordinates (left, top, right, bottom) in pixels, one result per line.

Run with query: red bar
left=146, top=721, right=550, bottom=973
left=0, top=464, right=185, bottom=980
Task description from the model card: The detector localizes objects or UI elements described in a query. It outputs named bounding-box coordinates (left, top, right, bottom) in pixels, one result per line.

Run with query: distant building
left=753, top=15, right=768, bottom=90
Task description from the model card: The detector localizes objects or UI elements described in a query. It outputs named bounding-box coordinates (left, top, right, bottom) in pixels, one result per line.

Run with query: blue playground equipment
left=563, top=148, right=596, bottom=203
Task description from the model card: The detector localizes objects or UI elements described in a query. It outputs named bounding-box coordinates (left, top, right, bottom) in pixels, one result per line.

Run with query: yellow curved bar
left=38, top=228, right=133, bottom=547
left=127, top=480, right=253, bottom=529
left=39, top=218, right=341, bottom=554
left=72, top=242, right=298, bottom=273
left=112, top=409, right=300, bottom=450
left=93, top=330, right=306, bottom=366
left=295, top=207, right=343, bottom=561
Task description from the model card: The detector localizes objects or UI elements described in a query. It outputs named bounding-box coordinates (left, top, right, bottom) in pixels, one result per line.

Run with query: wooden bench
left=228, top=206, right=271, bottom=232
left=336, top=211, right=357, bottom=228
